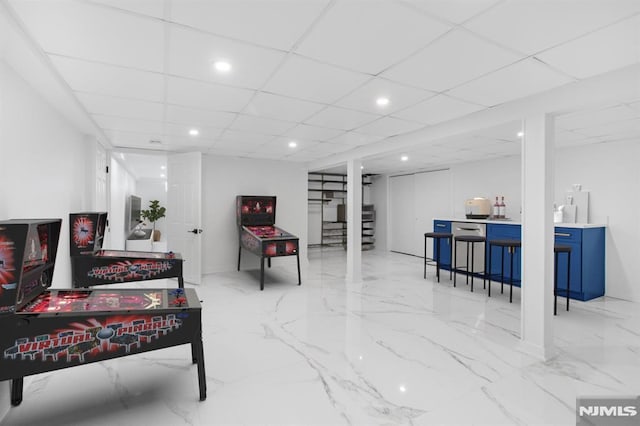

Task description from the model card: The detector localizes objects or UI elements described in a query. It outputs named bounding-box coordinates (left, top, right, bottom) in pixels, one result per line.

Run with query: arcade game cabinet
left=69, top=212, right=185, bottom=288
left=0, top=219, right=206, bottom=406
left=236, top=196, right=301, bottom=290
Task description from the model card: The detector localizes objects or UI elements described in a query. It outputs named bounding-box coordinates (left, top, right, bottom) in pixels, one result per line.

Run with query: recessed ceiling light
left=401, top=155, right=408, bottom=161
left=288, top=141, right=297, bottom=148
left=517, top=131, right=524, bottom=138
left=360, top=165, right=364, bottom=170
left=160, top=165, right=166, bottom=170
left=119, top=153, right=125, bottom=160
left=189, top=129, right=199, bottom=136
left=376, top=97, right=390, bottom=107
left=160, top=173, right=166, bottom=178
left=213, top=60, right=232, bottom=73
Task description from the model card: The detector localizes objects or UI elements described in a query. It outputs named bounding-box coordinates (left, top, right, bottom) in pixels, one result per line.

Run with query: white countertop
left=435, top=218, right=606, bottom=229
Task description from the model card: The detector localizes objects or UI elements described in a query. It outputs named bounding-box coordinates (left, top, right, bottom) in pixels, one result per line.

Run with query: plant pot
left=153, top=230, right=161, bottom=242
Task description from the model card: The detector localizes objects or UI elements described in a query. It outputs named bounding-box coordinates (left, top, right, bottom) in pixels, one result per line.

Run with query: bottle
left=499, top=196, right=506, bottom=219
left=493, top=196, right=500, bottom=219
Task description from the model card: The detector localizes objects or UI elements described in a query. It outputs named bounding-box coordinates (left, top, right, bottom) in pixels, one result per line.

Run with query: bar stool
left=554, top=245, right=572, bottom=315
left=424, top=232, right=453, bottom=282
left=453, top=235, right=486, bottom=292
left=487, top=239, right=521, bottom=303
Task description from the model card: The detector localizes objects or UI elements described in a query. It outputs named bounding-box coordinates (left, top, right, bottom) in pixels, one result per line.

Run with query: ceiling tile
left=165, top=105, right=237, bottom=128
left=301, top=141, right=353, bottom=154
left=447, top=58, right=574, bottom=107
left=218, top=129, right=276, bottom=145
left=305, top=106, right=380, bottom=130
left=262, top=55, right=370, bottom=104
left=51, top=56, right=165, bottom=102
left=208, top=147, right=255, bottom=157
left=330, top=131, right=384, bottom=146
left=104, top=129, right=164, bottom=147
left=243, top=92, right=325, bottom=122
left=168, top=26, right=287, bottom=90
left=392, top=94, right=485, bottom=125
left=464, top=0, right=640, bottom=55
left=556, top=104, right=638, bottom=131
left=76, top=93, right=164, bottom=121
left=354, top=116, right=425, bottom=137
left=536, top=15, right=640, bottom=80
left=404, top=0, right=502, bottom=24
left=11, top=0, right=164, bottom=71
left=166, top=76, right=255, bottom=111
left=229, top=114, right=296, bottom=136
left=296, top=0, right=451, bottom=74
left=573, top=117, right=640, bottom=139
left=335, top=77, right=435, bottom=115
left=382, top=29, right=522, bottom=92
left=93, top=115, right=164, bottom=134
left=163, top=123, right=223, bottom=141
left=88, top=0, right=166, bottom=19
left=283, top=124, right=344, bottom=142
left=255, top=138, right=319, bottom=156
left=170, top=0, right=330, bottom=51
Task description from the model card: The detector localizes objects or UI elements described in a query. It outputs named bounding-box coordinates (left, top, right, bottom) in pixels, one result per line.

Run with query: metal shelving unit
left=308, top=172, right=375, bottom=249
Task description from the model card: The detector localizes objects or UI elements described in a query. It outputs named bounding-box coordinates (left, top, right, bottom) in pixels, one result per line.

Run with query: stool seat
left=455, top=235, right=486, bottom=243
left=554, top=245, right=571, bottom=253
left=490, top=239, right=521, bottom=248
left=425, top=232, right=453, bottom=238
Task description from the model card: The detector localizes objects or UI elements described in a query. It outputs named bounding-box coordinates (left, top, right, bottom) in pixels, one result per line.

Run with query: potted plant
left=141, top=200, right=166, bottom=242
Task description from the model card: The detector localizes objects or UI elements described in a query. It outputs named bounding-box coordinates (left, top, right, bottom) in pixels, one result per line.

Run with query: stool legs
left=566, top=253, right=571, bottom=312
left=554, top=251, right=558, bottom=316
left=470, top=241, right=475, bottom=292
left=453, top=241, right=457, bottom=288
left=424, top=235, right=427, bottom=279
left=509, top=247, right=514, bottom=303
left=488, top=244, right=492, bottom=297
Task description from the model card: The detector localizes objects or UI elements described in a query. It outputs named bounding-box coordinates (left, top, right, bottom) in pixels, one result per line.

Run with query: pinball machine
left=236, top=196, right=301, bottom=291
left=0, top=219, right=206, bottom=406
left=69, top=212, right=184, bottom=288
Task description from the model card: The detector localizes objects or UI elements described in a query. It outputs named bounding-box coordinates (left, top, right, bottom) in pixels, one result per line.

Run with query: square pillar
left=520, top=114, right=555, bottom=360
left=346, top=159, right=362, bottom=283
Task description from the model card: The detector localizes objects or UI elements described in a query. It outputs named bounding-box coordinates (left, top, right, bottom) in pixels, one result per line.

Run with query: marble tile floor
left=2, top=249, right=639, bottom=426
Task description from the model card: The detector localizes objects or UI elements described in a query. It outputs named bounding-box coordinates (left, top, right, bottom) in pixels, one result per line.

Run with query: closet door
left=414, top=169, right=452, bottom=257
left=389, top=174, right=415, bottom=255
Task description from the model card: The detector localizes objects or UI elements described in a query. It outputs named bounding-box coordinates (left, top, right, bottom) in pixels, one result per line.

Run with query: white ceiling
left=6, top=0, right=640, bottom=176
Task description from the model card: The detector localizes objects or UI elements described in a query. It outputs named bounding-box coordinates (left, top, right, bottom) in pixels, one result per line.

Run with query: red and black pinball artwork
left=72, top=216, right=94, bottom=249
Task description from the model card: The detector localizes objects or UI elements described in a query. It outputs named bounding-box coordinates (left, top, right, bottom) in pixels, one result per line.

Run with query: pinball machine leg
left=237, top=245, right=242, bottom=271
left=11, top=378, right=23, bottom=406
left=193, top=333, right=207, bottom=401
left=260, top=256, right=265, bottom=291
left=178, top=276, right=184, bottom=289
left=267, top=257, right=271, bottom=268
left=296, top=252, right=301, bottom=285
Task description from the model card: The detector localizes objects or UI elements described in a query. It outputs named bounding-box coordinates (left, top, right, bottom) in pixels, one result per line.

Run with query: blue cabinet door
left=433, top=220, right=452, bottom=268
left=486, top=224, right=522, bottom=284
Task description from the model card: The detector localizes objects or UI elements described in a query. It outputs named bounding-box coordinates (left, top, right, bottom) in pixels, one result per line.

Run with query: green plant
left=141, top=200, right=166, bottom=231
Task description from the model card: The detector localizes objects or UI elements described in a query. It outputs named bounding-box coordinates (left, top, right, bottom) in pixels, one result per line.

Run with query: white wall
left=0, top=59, right=95, bottom=420
left=107, top=156, right=136, bottom=250
left=370, top=175, right=389, bottom=251
left=0, top=60, right=92, bottom=287
left=555, top=139, right=640, bottom=302
left=202, top=156, right=308, bottom=274
left=137, top=177, right=167, bottom=238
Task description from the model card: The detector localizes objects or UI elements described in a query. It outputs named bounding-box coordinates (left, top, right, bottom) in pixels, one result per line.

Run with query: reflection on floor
left=2, top=248, right=639, bottom=425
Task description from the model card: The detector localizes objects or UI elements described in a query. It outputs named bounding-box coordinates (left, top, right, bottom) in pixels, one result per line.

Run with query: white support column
left=346, top=159, right=362, bottom=283
left=520, top=114, right=555, bottom=360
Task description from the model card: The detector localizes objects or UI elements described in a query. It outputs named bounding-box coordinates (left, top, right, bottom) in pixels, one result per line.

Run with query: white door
left=167, top=152, right=202, bottom=285
left=389, top=174, right=415, bottom=255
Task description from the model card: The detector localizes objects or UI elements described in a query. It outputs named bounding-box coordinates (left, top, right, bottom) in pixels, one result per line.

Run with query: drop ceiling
left=5, top=0, right=640, bottom=175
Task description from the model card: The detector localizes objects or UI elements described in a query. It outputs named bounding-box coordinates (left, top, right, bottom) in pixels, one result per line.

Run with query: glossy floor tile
left=2, top=249, right=639, bottom=425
